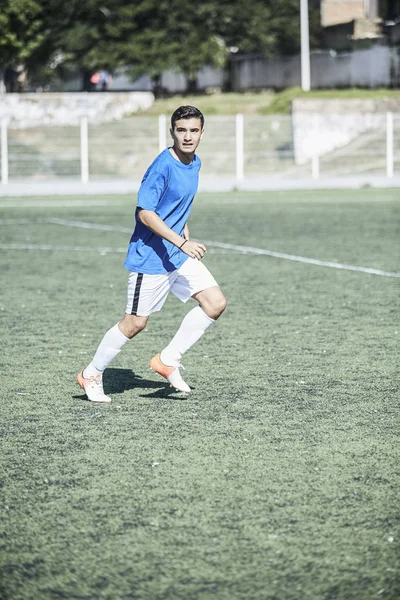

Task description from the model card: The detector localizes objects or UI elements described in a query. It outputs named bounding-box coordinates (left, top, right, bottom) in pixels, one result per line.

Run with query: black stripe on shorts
left=130, top=273, right=144, bottom=315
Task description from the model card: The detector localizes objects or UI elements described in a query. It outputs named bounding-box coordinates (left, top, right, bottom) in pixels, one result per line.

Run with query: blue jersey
left=124, top=148, right=202, bottom=274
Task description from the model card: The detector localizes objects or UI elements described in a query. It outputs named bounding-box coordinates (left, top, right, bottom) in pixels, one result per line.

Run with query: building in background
left=321, top=0, right=400, bottom=48
left=321, top=0, right=381, bottom=27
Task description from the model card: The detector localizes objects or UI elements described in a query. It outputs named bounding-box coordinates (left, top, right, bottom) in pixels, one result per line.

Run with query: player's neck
left=169, top=146, right=194, bottom=165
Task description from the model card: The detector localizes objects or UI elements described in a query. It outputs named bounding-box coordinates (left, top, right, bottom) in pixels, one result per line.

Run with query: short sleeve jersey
left=124, top=148, right=201, bottom=274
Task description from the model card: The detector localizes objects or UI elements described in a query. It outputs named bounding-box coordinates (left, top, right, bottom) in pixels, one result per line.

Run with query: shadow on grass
left=73, top=368, right=192, bottom=401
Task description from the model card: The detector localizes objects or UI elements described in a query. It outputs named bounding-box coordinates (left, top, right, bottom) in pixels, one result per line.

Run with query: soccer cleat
left=149, top=354, right=191, bottom=393
left=77, top=371, right=111, bottom=403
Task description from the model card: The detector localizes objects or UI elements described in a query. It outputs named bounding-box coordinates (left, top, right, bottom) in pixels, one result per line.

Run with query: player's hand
left=180, top=240, right=207, bottom=260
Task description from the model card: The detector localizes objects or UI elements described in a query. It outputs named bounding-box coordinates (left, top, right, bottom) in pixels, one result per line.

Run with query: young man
left=77, top=105, right=227, bottom=402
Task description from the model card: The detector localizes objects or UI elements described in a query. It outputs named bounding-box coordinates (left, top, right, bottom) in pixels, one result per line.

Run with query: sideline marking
left=45, top=217, right=132, bottom=233
left=2, top=217, right=399, bottom=278
left=201, top=240, right=400, bottom=278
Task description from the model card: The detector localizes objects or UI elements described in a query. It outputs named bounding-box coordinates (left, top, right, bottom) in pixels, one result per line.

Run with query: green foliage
left=0, top=190, right=399, bottom=599
left=0, top=0, right=323, bottom=90
left=0, top=0, right=45, bottom=65
left=214, top=0, right=321, bottom=57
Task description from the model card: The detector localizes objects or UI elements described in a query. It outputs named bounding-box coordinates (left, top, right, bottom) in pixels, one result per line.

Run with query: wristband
left=179, top=239, right=187, bottom=250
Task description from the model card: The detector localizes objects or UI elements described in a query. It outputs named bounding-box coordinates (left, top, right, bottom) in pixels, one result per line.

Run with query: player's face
left=170, top=118, right=204, bottom=157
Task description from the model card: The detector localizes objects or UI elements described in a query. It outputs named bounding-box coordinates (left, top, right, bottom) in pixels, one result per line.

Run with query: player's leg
left=150, top=259, right=227, bottom=392
left=78, top=271, right=169, bottom=402
left=192, top=285, right=227, bottom=320
left=77, top=315, right=148, bottom=403
left=83, top=314, right=148, bottom=378
left=158, top=286, right=226, bottom=366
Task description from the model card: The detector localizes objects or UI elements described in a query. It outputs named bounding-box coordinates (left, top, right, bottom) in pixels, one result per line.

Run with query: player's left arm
left=183, top=223, right=190, bottom=240
left=138, top=209, right=206, bottom=260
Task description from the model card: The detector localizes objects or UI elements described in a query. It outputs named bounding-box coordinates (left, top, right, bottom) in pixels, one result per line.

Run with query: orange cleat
left=77, top=371, right=111, bottom=403
left=149, top=354, right=191, bottom=393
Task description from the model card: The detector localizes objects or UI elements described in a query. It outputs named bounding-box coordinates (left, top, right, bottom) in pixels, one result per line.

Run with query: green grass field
left=138, top=88, right=400, bottom=116
left=1, top=189, right=399, bottom=600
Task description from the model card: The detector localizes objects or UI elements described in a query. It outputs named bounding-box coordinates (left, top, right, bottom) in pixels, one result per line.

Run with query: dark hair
left=171, top=105, right=204, bottom=130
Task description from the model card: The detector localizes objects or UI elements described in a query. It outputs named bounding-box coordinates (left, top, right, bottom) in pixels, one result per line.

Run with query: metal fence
left=1, top=114, right=399, bottom=185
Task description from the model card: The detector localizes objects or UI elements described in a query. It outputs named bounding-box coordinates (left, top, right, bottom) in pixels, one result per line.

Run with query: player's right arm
left=138, top=209, right=206, bottom=260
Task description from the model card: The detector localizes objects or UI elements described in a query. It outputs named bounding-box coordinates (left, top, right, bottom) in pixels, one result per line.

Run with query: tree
left=0, top=0, right=230, bottom=92
left=161, top=1, right=227, bottom=92
left=66, top=0, right=228, bottom=93
left=0, top=0, right=45, bottom=90
left=216, top=0, right=321, bottom=58
left=0, top=0, right=322, bottom=92
left=0, top=0, right=121, bottom=90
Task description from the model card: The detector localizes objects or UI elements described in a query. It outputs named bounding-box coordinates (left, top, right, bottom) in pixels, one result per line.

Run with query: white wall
left=291, top=98, right=399, bottom=164
left=0, top=91, right=154, bottom=128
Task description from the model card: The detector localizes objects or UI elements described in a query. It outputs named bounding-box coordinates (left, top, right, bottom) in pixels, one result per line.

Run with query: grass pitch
left=0, top=189, right=399, bottom=600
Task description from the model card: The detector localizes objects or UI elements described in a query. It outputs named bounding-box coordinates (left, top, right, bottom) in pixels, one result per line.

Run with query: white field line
left=2, top=217, right=399, bottom=279
left=45, top=217, right=132, bottom=233
left=201, top=240, right=400, bottom=278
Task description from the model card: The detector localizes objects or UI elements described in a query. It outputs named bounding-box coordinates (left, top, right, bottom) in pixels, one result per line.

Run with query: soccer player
left=77, top=105, right=227, bottom=402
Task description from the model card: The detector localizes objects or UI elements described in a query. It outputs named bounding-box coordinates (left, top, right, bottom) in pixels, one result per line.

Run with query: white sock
left=160, top=306, right=214, bottom=367
left=83, top=323, right=130, bottom=377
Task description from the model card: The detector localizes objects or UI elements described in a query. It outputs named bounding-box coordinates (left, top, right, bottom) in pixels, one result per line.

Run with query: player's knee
left=119, top=314, right=148, bottom=338
left=213, top=293, right=227, bottom=318
left=203, top=289, right=227, bottom=320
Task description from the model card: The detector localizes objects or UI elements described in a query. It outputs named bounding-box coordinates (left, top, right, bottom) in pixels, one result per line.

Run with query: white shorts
left=125, top=257, right=219, bottom=316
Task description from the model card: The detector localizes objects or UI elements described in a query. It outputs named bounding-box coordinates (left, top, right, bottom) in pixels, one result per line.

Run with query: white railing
left=0, top=113, right=398, bottom=184
left=1, top=118, right=8, bottom=184
left=386, top=112, right=394, bottom=179
left=80, top=116, right=89, bottom=184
